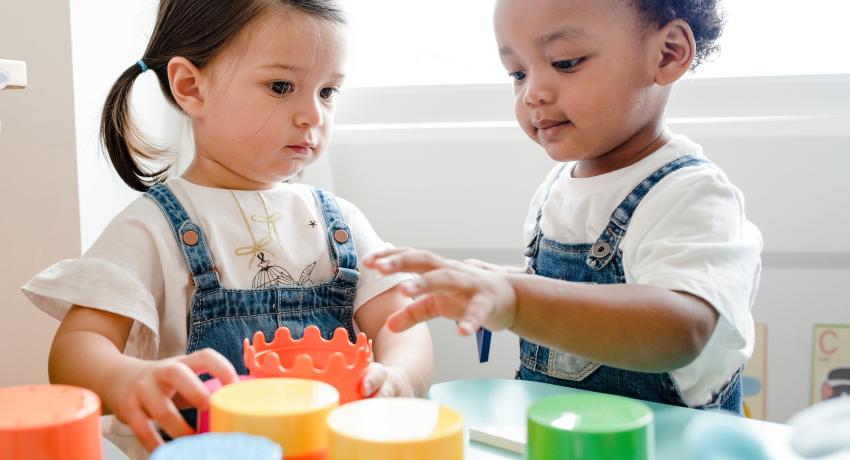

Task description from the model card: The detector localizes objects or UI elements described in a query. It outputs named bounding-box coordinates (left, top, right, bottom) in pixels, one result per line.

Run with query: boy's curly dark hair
left=633, top=0, right=725, bottom=69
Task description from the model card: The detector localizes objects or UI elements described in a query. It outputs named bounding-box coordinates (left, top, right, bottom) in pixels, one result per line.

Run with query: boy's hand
left=363, top=248, right=517, bottom=335
left=108, top=348, right=238, bottom=452
left=360, top=362, right=416, bottom=398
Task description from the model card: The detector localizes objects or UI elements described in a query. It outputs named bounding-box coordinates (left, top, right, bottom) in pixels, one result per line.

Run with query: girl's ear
left=654, top=19, right=697, bottom=85
left=168, top=57, right=206, bottom=118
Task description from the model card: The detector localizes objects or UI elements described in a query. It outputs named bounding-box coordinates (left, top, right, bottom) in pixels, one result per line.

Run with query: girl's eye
left=319, top=87, right=338, bottom=101
left=552, top=58, right=583, bottom=72
left=509, top=70, right=527, bottom=82
left=268, top=81, right=293, bottom=97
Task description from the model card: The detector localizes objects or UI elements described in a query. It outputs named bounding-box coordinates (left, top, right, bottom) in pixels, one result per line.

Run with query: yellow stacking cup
left=327, top=398, right=464, bottom=460
left=210, top=378, right=339, bottom=460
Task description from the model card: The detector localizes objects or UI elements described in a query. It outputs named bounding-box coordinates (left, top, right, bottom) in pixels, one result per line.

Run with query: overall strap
left=312, top=188, right=359, bottom=286
left=145, top=184, right=221, bottom=292
left=587, top=155, right=708, bottom=270
left=525, top=163, right=570, bottom=258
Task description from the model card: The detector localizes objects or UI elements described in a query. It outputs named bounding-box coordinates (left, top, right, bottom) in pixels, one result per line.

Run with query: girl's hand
left=363, top=248, right=518, bottom=336
left=108, top=348, right=238, bottom=452
left=360, top=362, right=416, bottom=398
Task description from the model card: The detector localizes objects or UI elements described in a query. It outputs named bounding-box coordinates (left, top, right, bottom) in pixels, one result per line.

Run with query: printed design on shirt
left=308, top=219, right=318, bottom=229
left=251, top=193, right=283, bottom=248
left=231, top=191, right=277, bottom=269
left=252, top=253, right=317, bottom=289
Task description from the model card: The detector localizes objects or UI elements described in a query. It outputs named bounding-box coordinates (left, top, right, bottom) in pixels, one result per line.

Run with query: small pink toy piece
left=196, top=375, right=254, bottom=433
left=243, top=325, right=372, bottom=404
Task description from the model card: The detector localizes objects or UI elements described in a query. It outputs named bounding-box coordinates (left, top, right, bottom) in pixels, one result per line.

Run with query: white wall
left=328, top=76, right=850, bottom=423
left=0, top=0, right=79, bottom=387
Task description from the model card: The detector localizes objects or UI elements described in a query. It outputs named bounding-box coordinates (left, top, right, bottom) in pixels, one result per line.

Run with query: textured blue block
left=151, top=432, right=282, bottom=460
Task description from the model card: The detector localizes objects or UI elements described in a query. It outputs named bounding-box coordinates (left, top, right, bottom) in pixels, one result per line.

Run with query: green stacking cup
left=527, top=393, right=654, bottom=460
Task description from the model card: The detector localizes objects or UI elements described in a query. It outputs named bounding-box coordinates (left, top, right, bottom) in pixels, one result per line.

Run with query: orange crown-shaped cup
left=243, top=325, right=372, bottom=403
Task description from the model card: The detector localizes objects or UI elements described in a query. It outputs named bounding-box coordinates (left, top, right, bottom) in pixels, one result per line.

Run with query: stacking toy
left=151, top=432, right=281, bottom=460
left=244, top=325, right=372, bottom=403
left=326, top=397, right=464, bottom=460
left=210, top=378, right=339, bottom=460
left=527, top=393, right=654, bottom=460
left=0, top=384, right=102, bottom=460
left=196, top=375, right=254, bottom=433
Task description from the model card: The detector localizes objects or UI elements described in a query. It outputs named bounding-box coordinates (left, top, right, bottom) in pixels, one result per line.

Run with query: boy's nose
left=522, top=77, right=556, bottom=107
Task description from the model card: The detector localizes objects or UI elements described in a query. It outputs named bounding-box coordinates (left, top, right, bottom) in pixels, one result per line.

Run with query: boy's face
left=495, top=0, right=668, bottom=166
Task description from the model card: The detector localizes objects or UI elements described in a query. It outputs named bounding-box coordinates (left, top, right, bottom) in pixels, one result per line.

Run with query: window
left=343, top=0, right=850, bottom=88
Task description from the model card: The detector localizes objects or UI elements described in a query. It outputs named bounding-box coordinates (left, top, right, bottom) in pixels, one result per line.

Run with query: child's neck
left=572, top=125, right=672, bottom=179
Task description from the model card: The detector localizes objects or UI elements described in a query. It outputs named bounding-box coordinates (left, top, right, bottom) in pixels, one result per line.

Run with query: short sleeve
left=21, top=196, right=168, bottom=358
left=337, top=197, right=410, bottom=312
left=623, top=166, right=763, bottom=346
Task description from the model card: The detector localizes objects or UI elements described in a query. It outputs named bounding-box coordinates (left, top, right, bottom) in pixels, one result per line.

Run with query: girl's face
left=495, top=0, right=670, bottom=176
left=187, top=8, right=346, bottom=189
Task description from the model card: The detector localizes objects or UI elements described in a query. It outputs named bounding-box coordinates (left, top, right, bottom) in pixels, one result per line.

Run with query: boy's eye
left=552, top=58, right=583, bottom=72
left=268, top=81, right=293, bottom=97
left=509, top=70, right=527, bottom=82
left=319, top=87, right=338, bottom=101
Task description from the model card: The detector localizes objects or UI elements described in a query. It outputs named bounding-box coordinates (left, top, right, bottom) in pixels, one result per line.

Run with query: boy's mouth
left=533, top=119, right=572, bottom=142
left=533, top=119, right=569, bottom=130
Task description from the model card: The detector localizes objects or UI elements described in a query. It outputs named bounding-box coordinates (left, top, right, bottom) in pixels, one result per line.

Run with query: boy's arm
left=355, top=286, right=433, bottom=397
left=507, top=275, right=718, bottom=372
left=365, top=248, right=718, bottom=374
left=49, top=305, right=238, bottom=451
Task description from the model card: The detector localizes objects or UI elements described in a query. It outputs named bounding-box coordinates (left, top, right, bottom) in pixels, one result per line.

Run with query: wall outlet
left=0, top=59, right=27, bottom=90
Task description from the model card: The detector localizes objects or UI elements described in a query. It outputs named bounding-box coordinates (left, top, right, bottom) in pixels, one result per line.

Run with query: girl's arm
left=364, top=248, right=718, bottom=374
left=49, top=305, right=238, bottom=451
left=354, top=286, right=433, bottom=397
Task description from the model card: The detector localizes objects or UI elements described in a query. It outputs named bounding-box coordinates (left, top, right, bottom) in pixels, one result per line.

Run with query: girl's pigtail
left=100, top=62, right=171, bottom=192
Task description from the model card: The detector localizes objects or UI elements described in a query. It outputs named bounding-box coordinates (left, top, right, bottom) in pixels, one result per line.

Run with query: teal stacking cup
left=527, top=393, right=654, bottom=460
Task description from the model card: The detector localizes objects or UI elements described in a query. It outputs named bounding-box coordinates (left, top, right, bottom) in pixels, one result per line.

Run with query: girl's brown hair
left=101, top=0, right=345, bottom=191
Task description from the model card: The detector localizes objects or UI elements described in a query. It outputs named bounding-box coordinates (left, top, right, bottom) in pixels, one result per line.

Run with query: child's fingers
left=362, top=247, right=414, bottom=266
left=360, top=363, right=388, bottom=397
left=181, top=348, right=239, bottom=386
left=400, top=268, right=473, bottom=297
left=387, top=294, right=454, bottom=332
left=372, top=250, right=450, bottom=275
left=138, top=383, right=195, bottom=439
left=457, top=294, right=492, bottom=336
left=123, top=406, right=164, bottom=452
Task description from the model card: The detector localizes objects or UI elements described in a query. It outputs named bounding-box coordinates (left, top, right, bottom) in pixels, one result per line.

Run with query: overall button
left=183, top=230, right=199, bottom=246
left=591, top=241, right=611, bottom=258
left=334, top=229, right=349, bottom=244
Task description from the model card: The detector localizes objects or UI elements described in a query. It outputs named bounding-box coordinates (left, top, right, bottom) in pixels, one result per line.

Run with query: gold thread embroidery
left=230, top=191, right=276, bottom=269
left=251, top=192, right=282, bottom=249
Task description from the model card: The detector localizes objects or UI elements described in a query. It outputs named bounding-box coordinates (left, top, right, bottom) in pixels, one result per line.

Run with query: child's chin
left=543, top=145, right=584, bottom=163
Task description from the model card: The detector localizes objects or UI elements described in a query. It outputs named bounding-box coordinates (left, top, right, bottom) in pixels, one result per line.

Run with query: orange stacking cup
left=244, top=326, right=372, bottom=404
left=0, top=384, right=102, bottom=460
left=327, top=398, right=464, bottom=460
left=210, top=378, right=339, bottom=460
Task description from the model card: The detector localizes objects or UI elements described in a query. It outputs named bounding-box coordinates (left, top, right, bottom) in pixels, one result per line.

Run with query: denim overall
left=145, top=184, right=358, bottom=395
left=519, top=155, right=743, bottom=413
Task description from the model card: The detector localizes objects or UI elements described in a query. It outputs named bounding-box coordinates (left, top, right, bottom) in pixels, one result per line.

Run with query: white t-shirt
left=24, top=178, right=406, bottom=361
left=523, top=134, right=762, bottom=407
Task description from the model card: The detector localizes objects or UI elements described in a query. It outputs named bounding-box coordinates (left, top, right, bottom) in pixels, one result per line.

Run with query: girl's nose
left=294, top=97, right=323, bottom=128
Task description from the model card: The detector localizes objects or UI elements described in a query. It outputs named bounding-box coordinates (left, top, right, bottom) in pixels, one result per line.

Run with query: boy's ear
left=654, top=19, right=697, bottom=85
left=167, top=57, right=206, bottom=118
